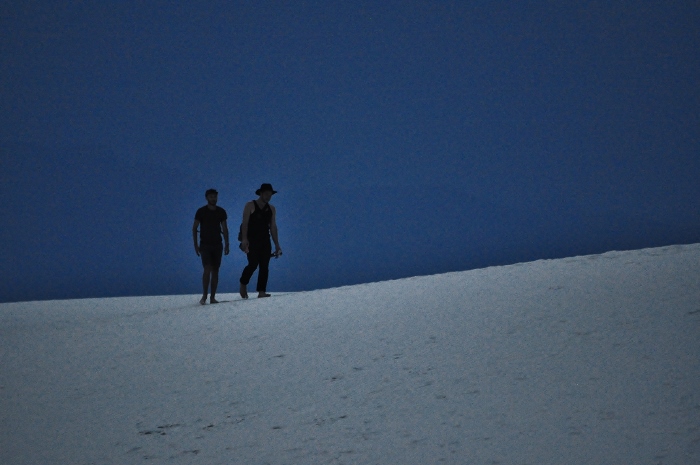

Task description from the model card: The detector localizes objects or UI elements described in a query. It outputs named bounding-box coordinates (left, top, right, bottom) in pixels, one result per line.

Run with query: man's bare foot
left=199, top=296, right=207, bottom=305
left=258, top=292, right=271, bottom=298
left=210, top=297, right=219, bottom=304
left=239, top=283, right=248, bottom=299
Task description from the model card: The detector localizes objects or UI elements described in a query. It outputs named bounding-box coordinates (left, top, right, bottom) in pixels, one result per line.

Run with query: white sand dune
left=1, top=244, right=699, bottom=464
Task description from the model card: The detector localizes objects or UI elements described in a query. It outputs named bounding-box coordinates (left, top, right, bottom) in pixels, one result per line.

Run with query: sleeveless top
left=247, top=200, right=272, bottom=241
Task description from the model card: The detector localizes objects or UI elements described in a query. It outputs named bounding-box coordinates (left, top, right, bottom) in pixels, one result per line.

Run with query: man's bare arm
left=221, top=219, right=230, bottom=254
left=240, top=202, right=252, bottom=253
left=270, top=205, right=281, bottom=254
left=192, top=220, right=200, bottom=255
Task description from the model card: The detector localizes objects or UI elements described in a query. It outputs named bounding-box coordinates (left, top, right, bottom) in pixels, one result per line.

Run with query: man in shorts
left=193, top=189, right=230, bottom=304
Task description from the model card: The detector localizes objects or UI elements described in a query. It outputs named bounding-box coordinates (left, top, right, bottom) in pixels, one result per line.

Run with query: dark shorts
left=200, top=242, right=223, bottom=270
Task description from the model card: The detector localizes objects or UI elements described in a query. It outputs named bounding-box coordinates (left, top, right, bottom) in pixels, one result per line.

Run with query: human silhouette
left=192, top=189, right=229, bottom=304
left=239, top=183, right=282, bottom=298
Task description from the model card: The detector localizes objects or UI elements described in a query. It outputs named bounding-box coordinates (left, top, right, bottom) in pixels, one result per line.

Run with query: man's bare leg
left=201, top=266, right=211, bottom=304
left=210, top=270, right=219, bottom=303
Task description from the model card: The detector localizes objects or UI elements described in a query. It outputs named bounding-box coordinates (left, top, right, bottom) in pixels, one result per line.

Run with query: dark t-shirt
left=195, top=206, right=227, bottom=244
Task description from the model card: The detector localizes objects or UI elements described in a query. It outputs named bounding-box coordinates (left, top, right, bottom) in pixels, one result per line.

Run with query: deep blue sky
left=1, top=1, right=698, bottom=303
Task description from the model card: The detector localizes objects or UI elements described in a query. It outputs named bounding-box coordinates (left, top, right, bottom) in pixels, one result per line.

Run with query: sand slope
left=1, top=244, right=699, bottom=464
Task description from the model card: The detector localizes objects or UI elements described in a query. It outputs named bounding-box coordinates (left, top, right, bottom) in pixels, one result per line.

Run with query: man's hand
left=240, top=240, right=249, bottom=254
left=273, top=247, right=283, bottom=258
left=194, top=244, right=200, bottom=256
left=224, top=244, right=230, bottom=255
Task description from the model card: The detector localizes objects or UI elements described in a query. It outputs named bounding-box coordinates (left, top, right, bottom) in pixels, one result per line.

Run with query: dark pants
left=240, top=240, right=272, bottom=292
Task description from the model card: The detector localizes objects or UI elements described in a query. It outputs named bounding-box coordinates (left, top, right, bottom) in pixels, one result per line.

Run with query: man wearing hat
left=239, top=183, right=282, bottom=298
left=193, top=188, right=230, bottom=304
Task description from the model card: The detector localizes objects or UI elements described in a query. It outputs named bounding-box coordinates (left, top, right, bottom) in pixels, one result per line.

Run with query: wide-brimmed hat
left=255, top=183, right=278, bottom=195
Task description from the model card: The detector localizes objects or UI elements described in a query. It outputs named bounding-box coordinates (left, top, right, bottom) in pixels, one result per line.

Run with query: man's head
left=255, top=183, right=277, bottom=203
left=205, top=188, right=218, bottom=206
